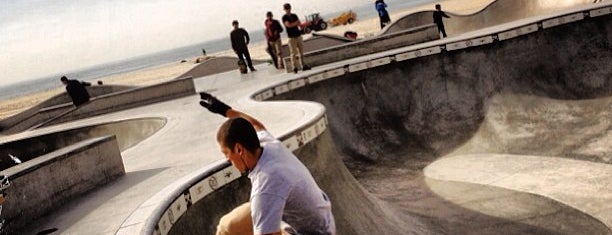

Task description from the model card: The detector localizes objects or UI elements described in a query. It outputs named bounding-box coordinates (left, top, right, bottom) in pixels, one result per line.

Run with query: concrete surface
left=0, top=85, right=133, bottom=134
left=283, top=24, right=439, bottom=72
left=1, top=77, right=194, bottom=134
left=177, top=57, right=267, bottom=79
left=382, top=0, right=597, bottom=36
left=279, top=33, right=354, bottom=66
left=0, top=1, right=609, bottom=235
left=1, top=136, right=125, bottom=233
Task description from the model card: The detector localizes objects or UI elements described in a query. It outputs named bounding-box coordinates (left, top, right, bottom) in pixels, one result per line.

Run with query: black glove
left=199, top=92, right=231, bottom=117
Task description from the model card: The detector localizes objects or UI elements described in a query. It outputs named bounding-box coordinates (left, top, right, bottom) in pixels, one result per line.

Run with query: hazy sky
left=0, top=0, right=359, bottom=87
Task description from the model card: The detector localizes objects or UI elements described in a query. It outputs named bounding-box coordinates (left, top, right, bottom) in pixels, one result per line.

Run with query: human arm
left=243, top=29, right=250, bottom=45
left=273, top=21, right=283, bottom=37
left=226, top=109, right=266, bottom=131
left=283, top=15, right=301, bottom=28
left=199, top=92, right=266, bottom=131
left=443, top=11, right=451, bottom=18
left=230, top=33, right=237, bottom=51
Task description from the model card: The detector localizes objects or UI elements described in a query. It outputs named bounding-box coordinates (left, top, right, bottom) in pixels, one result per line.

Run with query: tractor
left=300, top=13, right=328, bottom=34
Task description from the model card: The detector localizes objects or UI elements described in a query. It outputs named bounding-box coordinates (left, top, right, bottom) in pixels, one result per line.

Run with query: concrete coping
left=256, top=3, right=612, bottom=103
left=282, top=23, right=438, bottom=72
left=93, top=76, right=194, bottom=100
left=38, top=102, right=73, bottom=113
left=118, top=3, right=612, bottom=235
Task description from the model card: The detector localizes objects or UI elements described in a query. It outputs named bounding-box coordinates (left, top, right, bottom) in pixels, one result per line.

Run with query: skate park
left=0, top=1, right=611, bottom=234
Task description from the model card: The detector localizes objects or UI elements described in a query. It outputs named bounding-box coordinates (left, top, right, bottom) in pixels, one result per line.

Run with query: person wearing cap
left=199, top=92, right=336, bottom=235
left=230, top=20, right=257, bottom=72
left=60, top=76, right=91, bottom=106
left=282, top=3, right=311, bottom=74
left=265, top=11, right=284, bottom=69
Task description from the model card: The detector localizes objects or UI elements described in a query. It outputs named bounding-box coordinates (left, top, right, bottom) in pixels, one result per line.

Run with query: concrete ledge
left=178, top=57, right=267, bottom=79
left=2, top=77, right=193, bottom=133
left=279, top=34, right=353, bottom=64
left=0, top=85, right=133, bottom=134
left=0, top=117, right=166, bottom=171
left=43, top=77, right=194, bottom=128
left=283, top=24, right=439, bottom=72
left=0, top=136, right=126, bottom=233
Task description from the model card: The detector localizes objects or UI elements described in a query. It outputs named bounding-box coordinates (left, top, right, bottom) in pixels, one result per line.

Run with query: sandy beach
left=0, top=0, right=492, bottom=120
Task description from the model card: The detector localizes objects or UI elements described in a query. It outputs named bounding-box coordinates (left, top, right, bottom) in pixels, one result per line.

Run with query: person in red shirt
left=265, top=11, right=284, bottom=69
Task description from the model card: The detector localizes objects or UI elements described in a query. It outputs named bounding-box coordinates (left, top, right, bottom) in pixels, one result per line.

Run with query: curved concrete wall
left=0, top=117, right=166, bottom=171
left=135, top=4, right=612, bottom=235
left=269, top=7, right=612, bottom=234
left=383, top=0, right=595, bottom=35
left=1, top=77, right=194, bottom=134
left=283, top=24, right=439, bottom=72
left=0, top=85, right=133, bottom=133
left=279, top=34, right=353, bottom=64
left=1, top=136, right=125, bottom=233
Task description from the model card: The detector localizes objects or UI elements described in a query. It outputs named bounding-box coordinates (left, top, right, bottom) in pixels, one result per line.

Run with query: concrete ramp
left=270, top=9, right=612, bottom=234
left=135, top=5, right=612, bottom=235
left=177, top=56, right=266, bottom=79
left=383, top=0, right=597, bottom=36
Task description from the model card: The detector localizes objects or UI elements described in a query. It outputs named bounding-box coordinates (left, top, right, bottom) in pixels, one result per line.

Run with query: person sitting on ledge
left=60, top=76, right=91, bottom=106
left=199, top=92, right=336, bottom=235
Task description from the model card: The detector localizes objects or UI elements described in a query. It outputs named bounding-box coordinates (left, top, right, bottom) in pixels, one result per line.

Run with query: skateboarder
left=60, top=76, right=91, bottom=106
left=230, top=20, right=257, bottom=72
left=433, top=4, right=451, bottom=38
left=198, top=92, right=336, bottom=235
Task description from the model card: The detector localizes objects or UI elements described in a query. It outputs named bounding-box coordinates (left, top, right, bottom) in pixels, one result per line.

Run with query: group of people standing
left=231, top=1, right=452, bottom=75
left=230, top=3, right=311, bottom=74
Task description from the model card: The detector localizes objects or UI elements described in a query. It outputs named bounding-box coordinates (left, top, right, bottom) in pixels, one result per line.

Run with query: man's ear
left=233, top=143, right=244, bottom=155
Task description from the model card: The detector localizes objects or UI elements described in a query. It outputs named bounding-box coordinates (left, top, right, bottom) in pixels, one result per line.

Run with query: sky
left=0, top=0, right=361, bottom=87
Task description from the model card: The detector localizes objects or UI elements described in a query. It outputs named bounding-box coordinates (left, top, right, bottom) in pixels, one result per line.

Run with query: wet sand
left=0, top=0, right=492, bottom=120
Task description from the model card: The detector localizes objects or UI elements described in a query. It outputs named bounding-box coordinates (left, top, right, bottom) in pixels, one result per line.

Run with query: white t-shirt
left=248, top=130, right=335, bottom=235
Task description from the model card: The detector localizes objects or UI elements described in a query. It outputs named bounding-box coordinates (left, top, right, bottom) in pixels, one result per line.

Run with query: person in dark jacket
left=230, top=20, right=256, bottom=72
left=375, top=0, right=391, bottom=29
left=433, top=4, right=451, bottom=38
left=60, top=76, right=91, bottom=106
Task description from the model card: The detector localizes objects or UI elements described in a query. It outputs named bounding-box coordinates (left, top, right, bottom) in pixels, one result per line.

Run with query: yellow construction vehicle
left=329, top=10, right=357, bottom=26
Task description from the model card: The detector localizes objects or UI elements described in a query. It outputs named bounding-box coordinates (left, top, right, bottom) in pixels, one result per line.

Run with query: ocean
left=0, top=0, right=433, bottom=101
